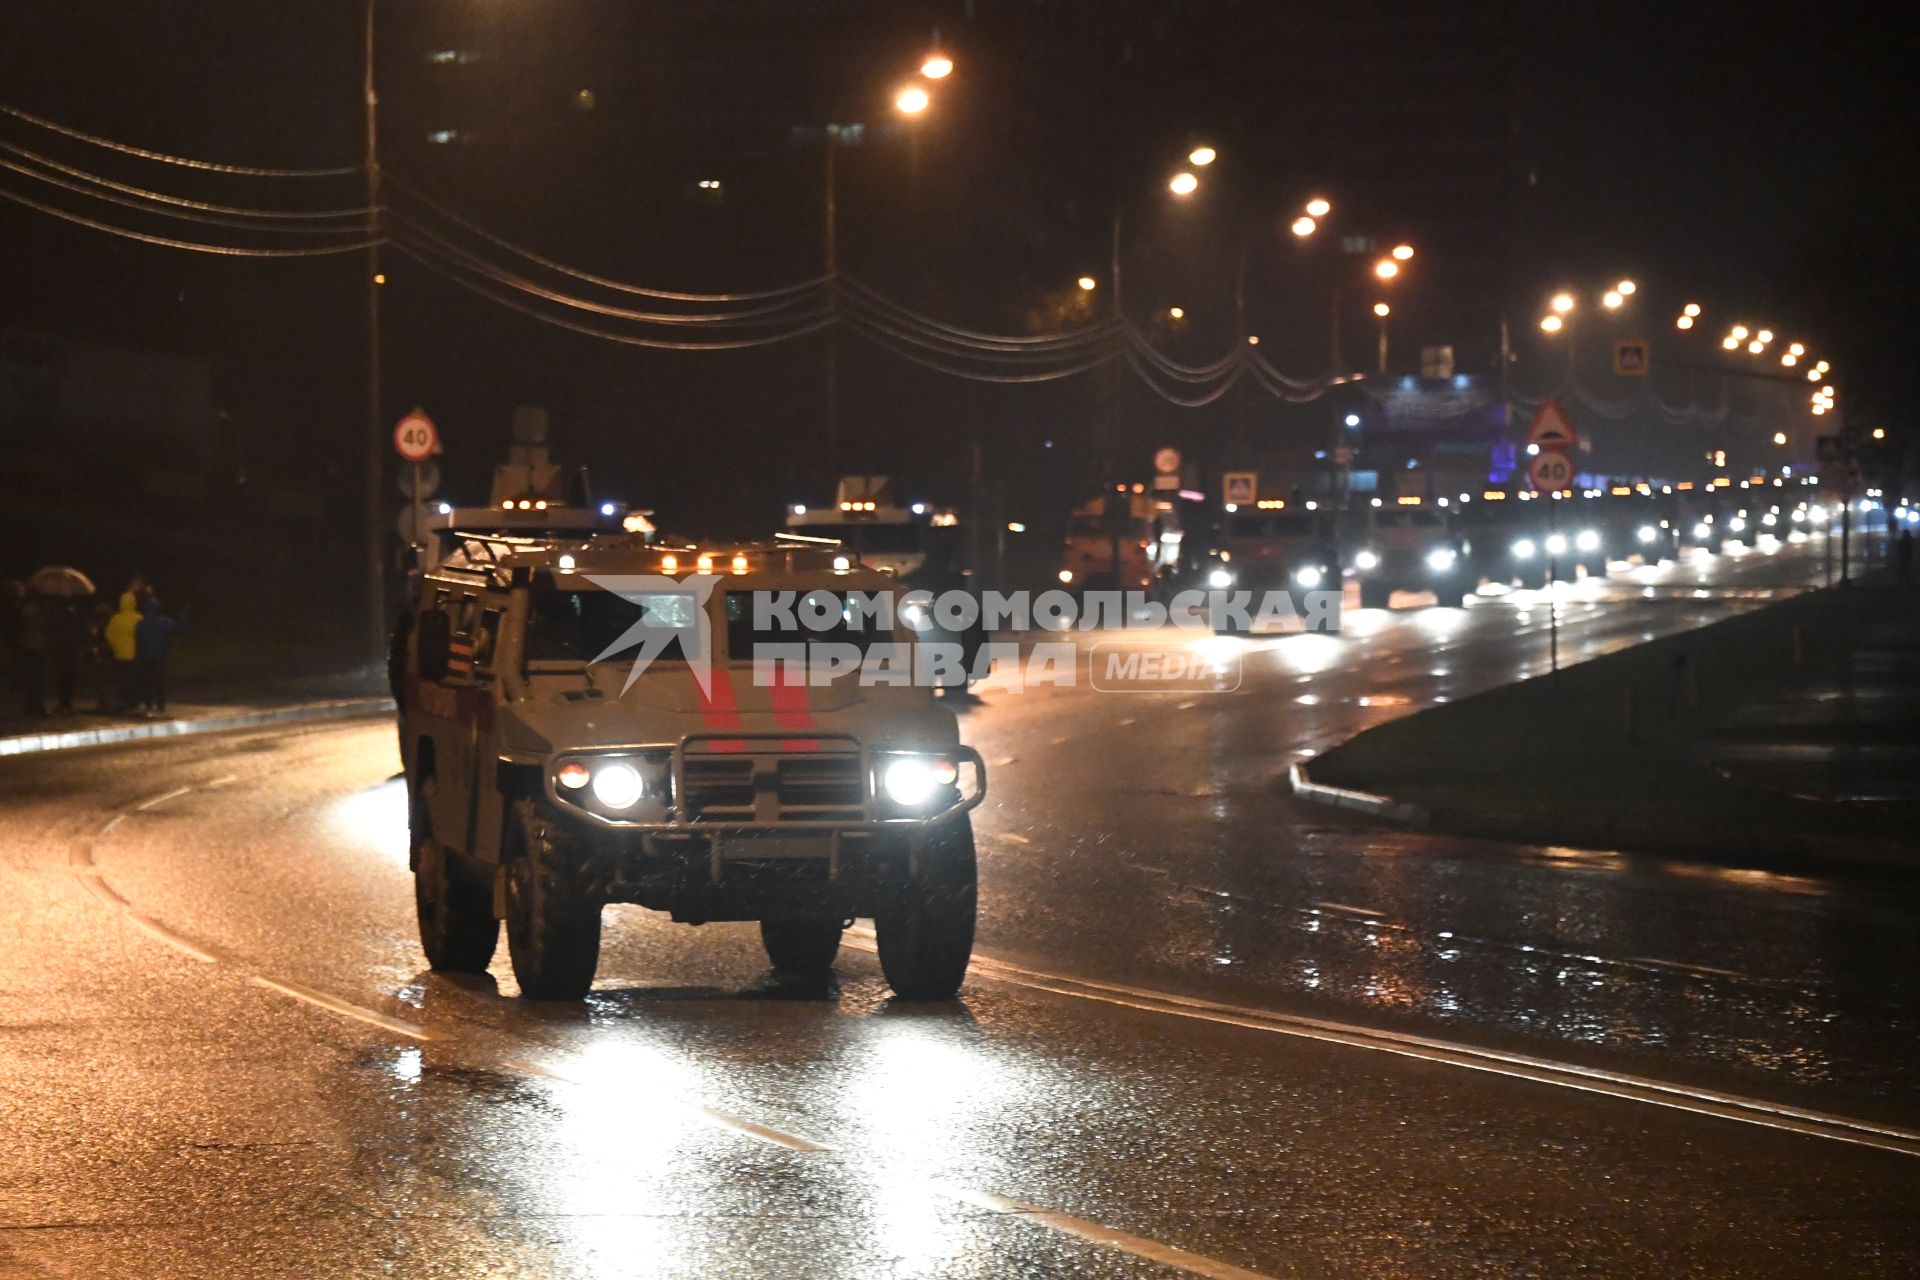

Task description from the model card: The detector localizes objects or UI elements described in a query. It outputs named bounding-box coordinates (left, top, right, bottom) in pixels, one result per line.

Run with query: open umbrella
left=26, top=565, right=96, bottom=597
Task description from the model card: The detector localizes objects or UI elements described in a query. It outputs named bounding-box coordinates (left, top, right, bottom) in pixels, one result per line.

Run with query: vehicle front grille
left=679, top=751, right=864, bottom=823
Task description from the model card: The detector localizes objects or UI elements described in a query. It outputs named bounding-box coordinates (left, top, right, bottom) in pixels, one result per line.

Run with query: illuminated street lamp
left=1373, top=258, right=1400, bottom=280
left=1781, top=352, right=1797, bottom=367
left=1806, top=368, right=1822, bottom=381
left=920, top=53, right=954, bottom=79
left=1722, top=336, right=1740, bottom=350
left=1773, top=432, right=1789, bottom=445
left=1747, top=339, right=1765, bottom=354
left=1730, top=325, right=1749, bottom=341
left=1788, top=342, right=1805, bottom=356
left=1391, top=243, right=1415, bottom=261
left=1168, top=171, right=1199, bottom=196
left=1683, top=302, right=1702, bottom=317
left=1168, top=306, right=1185, bottom=320
left=1873, top=427, right=1887, bottom=440
left=1540, top=314, right=1564, bottom=333
left=1188, top=145, right=1217, bottom=166
left=1815, top=359, right=1830, bottom=373
left=1676, top=314, right=1695, bottom=330
left=1373, top=301, right=1391, bottom=317
left=1290, top=214, right=1317, bottom=237
left=1076, top=275, right=1097, bottom=291
left=895, top=84, right=931, bottom=114
left=1757, top=328, right=1774, bottom=344
left=1305, top=196, right=1332, bottom=218
left=1550, top=292, right=1576, bottom=314
left=1616, top=279, right=1637, bottom=296
left=1602, top=290, right=1624, bottom=309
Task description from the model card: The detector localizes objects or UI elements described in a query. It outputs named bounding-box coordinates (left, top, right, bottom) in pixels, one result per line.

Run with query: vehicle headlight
left=1575, top=529, right=1600, bottom=553
left=1545, top=533, right=1569, bottom=556
left=882, top=756, right=959, bottom=808
left=1207, top=566, right=1235, bottom=589
left=1728, top=517, right=1747, bottom=533
left=1354, top=549, right=1381, bottom=571
left=1511, top=539, right=1536, bottom=560
left=1425, top=547, right=1456, bottom=572
left=899, top=599, right=932, bottom=630
left=1636, top=525, right=1657, bottom=544
left=1694, top=521, right=1713, bottom=539
left=1057, top=568, right=1074, bottom=584
left=1293, top=565, right=1324, bottom=588
left=588, top=761, right=645, bottom=810
left=1761, top=512, right=1777, bottom=526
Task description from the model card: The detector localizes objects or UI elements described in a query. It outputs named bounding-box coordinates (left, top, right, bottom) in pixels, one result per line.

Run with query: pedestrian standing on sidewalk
left=7, top=584, right=50, bottom=716
left=133, top=596, right=183, bottom=716
left=104, top=592, right=142, bottom=713
left=46, top=597, right=87, bottom=714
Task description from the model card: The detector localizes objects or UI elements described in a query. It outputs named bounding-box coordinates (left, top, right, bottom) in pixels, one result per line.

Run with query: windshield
left=1373, top=509, right=1447, bottom=529
left=525, top=587, right=699, bottom=664
left=724, top=590, right=892, bottom=660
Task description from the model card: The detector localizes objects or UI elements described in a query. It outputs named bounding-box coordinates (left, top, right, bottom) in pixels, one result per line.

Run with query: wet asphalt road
left=4, top=537, right=1918, bottom=1278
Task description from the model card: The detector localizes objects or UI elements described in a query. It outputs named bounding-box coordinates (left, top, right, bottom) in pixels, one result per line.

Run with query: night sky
left=2, top=1, right=1912, bottom=542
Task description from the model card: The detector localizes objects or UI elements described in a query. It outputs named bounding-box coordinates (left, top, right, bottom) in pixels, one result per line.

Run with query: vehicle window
left=833, top=522, right=923, bottom=555
left=526, top=587, right=698, bottom=664
left=1224, top=514, right=1317, bottom=539
left=725, top=591, right=890, bottom=661
left=1375, top=510, right=1446, bottom=529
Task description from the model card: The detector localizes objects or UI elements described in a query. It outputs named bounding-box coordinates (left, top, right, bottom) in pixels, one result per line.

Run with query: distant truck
left=786, top=476, right=960, bottom=582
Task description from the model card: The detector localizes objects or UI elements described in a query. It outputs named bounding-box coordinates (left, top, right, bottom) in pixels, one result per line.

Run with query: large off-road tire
left=412, top=779, right=498, bottom=972
left=875, top=815, right=977, bottom=1001
left=759, top=919, right=845, bottom=974
left=1359, top=580, right=1393, bottom=610
left=504, top=799, right=602, bottom=1000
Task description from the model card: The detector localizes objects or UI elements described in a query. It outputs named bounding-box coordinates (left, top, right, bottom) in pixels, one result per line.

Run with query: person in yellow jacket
left=103, top=592, right=141, bottom=713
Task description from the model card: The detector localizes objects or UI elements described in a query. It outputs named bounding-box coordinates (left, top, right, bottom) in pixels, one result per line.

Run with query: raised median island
left=1296, top=582, right=1920, bottom=872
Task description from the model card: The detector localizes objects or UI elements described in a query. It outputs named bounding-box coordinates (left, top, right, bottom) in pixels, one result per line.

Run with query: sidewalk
left=1293, top=581, right=1920, bottom=873
left=0, top=669, right=391, bottom=758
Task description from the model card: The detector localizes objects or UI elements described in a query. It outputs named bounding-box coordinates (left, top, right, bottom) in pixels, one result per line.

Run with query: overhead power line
left=0, top=184, right=379, bottom=257
left=0, top=100, right=360, bottom=178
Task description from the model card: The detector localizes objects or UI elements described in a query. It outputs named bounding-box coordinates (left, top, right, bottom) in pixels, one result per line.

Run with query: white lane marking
left=1048, top=736, right=1070, bottom=746
left=200, top=773, right=240, bottom=790
left=133, top=785, right=193, bottom=812
left=936, top=1183, right=1277, bottom=1280
left=992, top=756, right=1018, bottom=767
left=1627, top=956, right=1749, bottom=981
left=1311, top=901, right=1385, bottom=919
left=503, top=1060, right=829, bottom=1153
left=997, top=833, right=1033, bottom=846
left=1176, top=700, right=1200, bottom=710
left=249, top=975, right=438, bottom=1043
left=840, top=933, right=1920, bottom=1159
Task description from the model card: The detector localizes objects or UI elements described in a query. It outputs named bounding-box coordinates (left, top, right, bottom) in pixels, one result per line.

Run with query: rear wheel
left=504, top=799, right=602, bottom=1000
left=412, top=779, right=498, bottom=972
left=875, top=815, right=977, bottom=1001
left=760, top=919, right=845, bottom=974
left=1359, top=580, right=1392, bottom=609
left=1434, top=583, right=1467, bottom=608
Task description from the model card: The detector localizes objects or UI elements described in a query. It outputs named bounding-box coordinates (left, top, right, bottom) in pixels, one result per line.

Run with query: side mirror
left=416, top=609, right=452, bottom=682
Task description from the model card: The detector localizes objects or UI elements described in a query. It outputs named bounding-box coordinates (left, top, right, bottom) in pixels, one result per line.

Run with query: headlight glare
left=1545, top=533, right=1569, bottom=556
left=1575, top=529, right=1601, bottom=553
left=1425, top=547, right=1456, bottom=572
left=1293, top=565, right=1324, bottom=588
left=1354, top=549, right=1381, bottom=571
left=1511, top=539, right=1536, bottom=560
left=883, top=756, right=954, bottom=808
left=1207, top=567, right=1235, bottom=589
left=1636, top=525, right=1657, bottom=544
left=589, top=761, right=645, bottom=810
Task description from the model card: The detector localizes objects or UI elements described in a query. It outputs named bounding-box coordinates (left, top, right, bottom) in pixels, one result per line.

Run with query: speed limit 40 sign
left=1528, top=449, right=1574, bottom=493
left=393, top=409, right=439, bottom=462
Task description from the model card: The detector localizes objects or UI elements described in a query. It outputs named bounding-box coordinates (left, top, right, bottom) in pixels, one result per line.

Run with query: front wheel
left=504, top=799, right=602, bottom=1000
left=760, top=919, right=845, bottom=974
left=1434, top=583, right=1467, bottom=608
left=1359, top=580, right=1393, bottom=610
left=875, top=816, right=977, bottom=1001
left=412, top=779, right=498, bottom=972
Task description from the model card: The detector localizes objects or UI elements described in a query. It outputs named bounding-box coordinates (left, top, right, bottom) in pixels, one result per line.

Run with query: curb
left=1286, top=762, right=1431, bottom=826
left=1287, top=756, right=1916, bottom=876
left=0, top=697, right=395, bottom=759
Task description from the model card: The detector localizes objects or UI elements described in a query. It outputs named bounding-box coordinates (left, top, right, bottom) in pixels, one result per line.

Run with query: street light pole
left=363, top=0, right=386, bottom=665
left=822, top=129, right=839, bottom=477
